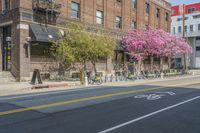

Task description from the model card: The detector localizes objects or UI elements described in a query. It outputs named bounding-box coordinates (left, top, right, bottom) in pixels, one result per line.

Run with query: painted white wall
left=171, top=12, right=200, bottom=69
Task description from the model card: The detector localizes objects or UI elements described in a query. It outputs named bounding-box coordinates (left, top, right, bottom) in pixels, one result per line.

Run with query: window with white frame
left=173, top=27, right=176, bottom=34
left=96, top=10, right=103, bottom=25
left=190, top=25, right=194, bottom=32
left=198, top=24, right=200, bottom=31
left=178, top=26, right=182, bottom=33
left=184, top=25, right=187, bottom=33
left=188, top=8, right=196, bottom=13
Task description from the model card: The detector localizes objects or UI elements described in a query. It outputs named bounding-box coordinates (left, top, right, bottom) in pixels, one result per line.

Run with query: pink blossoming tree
left=122, top=28, right=192, bottom=71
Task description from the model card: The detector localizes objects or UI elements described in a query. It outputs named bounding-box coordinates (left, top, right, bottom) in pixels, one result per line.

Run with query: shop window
left=30, top=43, right=52, bottom=56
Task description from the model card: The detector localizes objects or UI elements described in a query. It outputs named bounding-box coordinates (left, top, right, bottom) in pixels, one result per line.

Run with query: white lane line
left=98, top=96, right=200, bottom=133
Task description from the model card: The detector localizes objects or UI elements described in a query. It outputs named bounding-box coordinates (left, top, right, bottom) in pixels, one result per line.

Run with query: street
left=0, top=77, right=200, bottom=133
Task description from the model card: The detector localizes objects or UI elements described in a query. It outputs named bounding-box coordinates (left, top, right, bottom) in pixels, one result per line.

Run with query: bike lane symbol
left=134, top=92, right=176, bottom=100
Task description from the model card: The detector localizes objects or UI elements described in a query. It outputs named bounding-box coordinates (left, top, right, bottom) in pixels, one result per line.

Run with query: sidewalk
left=0, top=74, right=200, bottom=97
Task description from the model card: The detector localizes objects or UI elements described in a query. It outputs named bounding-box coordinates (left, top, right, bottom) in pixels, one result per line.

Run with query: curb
left=32, top=83, right=68, bottom=89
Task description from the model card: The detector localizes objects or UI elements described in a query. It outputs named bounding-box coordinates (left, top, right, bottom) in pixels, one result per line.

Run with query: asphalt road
left=0, top=77, right=200, bottom=133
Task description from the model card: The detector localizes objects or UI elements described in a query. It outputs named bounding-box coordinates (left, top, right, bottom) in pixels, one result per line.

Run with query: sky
left=170, top=0, right=200, bottom=5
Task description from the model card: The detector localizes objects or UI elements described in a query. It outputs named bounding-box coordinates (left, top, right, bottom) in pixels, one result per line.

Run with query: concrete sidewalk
left=0, top=74, right=199, bottom=97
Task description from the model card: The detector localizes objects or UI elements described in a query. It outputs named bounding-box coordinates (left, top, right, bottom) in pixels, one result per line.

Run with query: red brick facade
left=0, top=0, right=171, bottom=81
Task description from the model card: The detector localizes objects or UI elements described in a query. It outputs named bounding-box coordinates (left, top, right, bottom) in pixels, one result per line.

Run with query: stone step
left=0, top=72, right=16, bottom=83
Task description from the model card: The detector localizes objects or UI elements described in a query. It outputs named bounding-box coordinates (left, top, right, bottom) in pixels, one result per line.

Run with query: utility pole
left=182, top=4, right=187, bottom=73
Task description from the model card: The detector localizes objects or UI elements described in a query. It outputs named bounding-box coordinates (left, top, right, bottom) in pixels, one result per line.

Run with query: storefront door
left=2, top=26, right=11, bottom=71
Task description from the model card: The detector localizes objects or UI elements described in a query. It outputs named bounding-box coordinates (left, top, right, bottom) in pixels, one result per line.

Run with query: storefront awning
left=30, top=24, right=60, bottom=43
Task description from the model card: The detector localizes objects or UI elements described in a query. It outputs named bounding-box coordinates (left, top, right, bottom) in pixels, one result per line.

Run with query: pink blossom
left=122, top=28, right=192, bottom=61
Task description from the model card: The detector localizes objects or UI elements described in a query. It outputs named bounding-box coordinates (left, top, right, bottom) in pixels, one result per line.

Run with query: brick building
left=0, top=0, right=171, bottom=81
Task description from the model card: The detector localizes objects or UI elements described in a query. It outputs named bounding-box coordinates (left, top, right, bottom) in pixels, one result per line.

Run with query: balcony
left=32, top=0, right=62, bottom=25
left=32, top=0, right=62, bottom=14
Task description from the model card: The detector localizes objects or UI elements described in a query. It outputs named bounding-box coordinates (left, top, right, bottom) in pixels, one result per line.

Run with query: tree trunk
left=58, top=62, right=64, bottom=76
left=92, top=61, right=97, bottom=77
left=150, top=56, right=154, bottom=71
left=160, top=57, right=163, bottom=72
left=137, top=60, right=142, bottom=74
left=168, top=57, right=171, bottom=70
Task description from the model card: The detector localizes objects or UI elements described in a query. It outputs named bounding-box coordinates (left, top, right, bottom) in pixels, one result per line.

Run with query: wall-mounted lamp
left=25, top=37, right=31, bottom=58
left=6, top=36, right=14, bottom=47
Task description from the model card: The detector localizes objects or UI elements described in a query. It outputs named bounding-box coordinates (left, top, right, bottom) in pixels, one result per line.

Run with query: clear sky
left=170, top=0, right=200, bottom=5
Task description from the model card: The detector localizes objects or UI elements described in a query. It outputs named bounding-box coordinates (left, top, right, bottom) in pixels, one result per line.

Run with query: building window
left=198, top=24, right=200, bottom=31
left=178, top=26, right=182, bottom=33
left=177, top=18, right=182, bottom=21
left=2, top=0, right=10, bottom=11
left=177, top=17, right=188, bottom=21
left=156, top=8, right=160, bottom=18
left=190, top=25, right=194, bottom=32
left=132, top=0, right=137, bottom=8
left=131, top=20, right=137, bottom=29
left=188, top=8, right=196, bottom=13
left=116, top=0, right=122, bottom=4
left=184, top=26, right=187, bottom=33
left=165, top=12, right=169, bottom=21
left=115, top=16, right=122, bottom=29
left=196, top=46, right=200, bottom=51
left=145, top=3, right=150, bottom=14
left=71, top=2, right=80, bottom=19
left=96, top=10, right=103, bottom=25
left=196, top=37, right=200, bottom=41
left=193, top=15, right=200, bottom=19
left=173, top=27, right=176, bottom=34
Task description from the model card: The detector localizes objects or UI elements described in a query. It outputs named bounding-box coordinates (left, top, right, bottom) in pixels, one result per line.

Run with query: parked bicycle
left=89, top=76, right=103, bottom=85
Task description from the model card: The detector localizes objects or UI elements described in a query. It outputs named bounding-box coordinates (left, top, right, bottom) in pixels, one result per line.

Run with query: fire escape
left=32, top=0, right=61, bottom=25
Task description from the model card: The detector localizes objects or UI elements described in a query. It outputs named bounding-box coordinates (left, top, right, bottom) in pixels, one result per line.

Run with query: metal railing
left=32, top=0, right=62, bottom=12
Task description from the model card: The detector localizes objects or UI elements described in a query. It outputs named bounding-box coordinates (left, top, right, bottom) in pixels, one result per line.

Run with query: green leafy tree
left=52, top=22, right=116, bottom=78
left=89, top=31, right=116, bottom=76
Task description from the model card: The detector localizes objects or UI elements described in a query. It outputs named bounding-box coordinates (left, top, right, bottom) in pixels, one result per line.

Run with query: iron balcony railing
left=32, top=0, right=62, bottom=13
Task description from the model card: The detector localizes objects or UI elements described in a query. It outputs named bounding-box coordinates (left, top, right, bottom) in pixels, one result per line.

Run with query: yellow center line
left=0, top=81, right=199, bottom=116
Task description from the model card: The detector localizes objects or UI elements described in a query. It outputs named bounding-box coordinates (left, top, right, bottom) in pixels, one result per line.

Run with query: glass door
left=2, top=26, right=11, bottom=71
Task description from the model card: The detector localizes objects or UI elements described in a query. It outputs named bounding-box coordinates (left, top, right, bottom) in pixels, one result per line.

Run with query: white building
left=171, top=3, right=200, bottom=69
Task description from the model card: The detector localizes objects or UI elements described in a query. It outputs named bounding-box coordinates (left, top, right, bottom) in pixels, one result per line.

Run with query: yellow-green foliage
left=52, top=22, right=116, bottom=68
